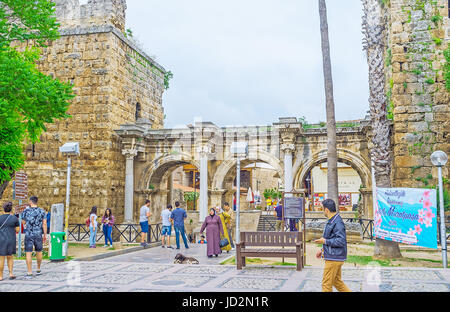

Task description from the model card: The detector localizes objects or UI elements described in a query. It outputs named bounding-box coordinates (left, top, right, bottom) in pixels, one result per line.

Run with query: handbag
left=219, top=238, right=229, bottom=248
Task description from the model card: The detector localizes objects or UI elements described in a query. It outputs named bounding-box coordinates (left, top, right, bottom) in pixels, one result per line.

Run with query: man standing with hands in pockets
left=315, top=199, right=351, bottom=292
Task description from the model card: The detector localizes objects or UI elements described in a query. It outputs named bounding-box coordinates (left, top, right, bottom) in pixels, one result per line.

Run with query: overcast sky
left=124, top=0, right=369, bottom=128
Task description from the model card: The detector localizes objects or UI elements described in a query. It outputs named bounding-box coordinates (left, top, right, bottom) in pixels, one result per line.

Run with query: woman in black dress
left=0, top=202, right=20, bottom=281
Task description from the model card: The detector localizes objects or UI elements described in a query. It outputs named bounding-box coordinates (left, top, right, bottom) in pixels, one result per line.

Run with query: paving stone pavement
left=1, top=245, right=449, bottom=292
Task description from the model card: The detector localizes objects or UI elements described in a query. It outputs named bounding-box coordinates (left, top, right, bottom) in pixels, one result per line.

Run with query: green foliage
left=263, top=188, right=282, bottom=200
left=385, top=48, right=392, bottom=67
left=184, top=191, right=199, bottom=202
left=444, top=46, right=450, bottom=91
left=0, top=0, right=60, bottom=48
left=0, top=0, right=74, bottom=189
left=425, top=78, right=435, bottom=84
left=432, top=37, right=441, bottom=46
left=164, top=70, right=173, bottom=90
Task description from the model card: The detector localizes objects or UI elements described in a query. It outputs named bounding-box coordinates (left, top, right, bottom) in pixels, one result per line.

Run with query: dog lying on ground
left=174, top=253, right=199, bottom=264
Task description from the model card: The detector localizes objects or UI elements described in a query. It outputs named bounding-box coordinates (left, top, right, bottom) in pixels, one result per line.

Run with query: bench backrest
left=240, top=232, right=302, bottom=247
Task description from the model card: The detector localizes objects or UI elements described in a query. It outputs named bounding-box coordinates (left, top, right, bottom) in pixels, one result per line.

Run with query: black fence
left=259, top=216, right=450, bottom=245
left=67, top=223, right=163, bottom=244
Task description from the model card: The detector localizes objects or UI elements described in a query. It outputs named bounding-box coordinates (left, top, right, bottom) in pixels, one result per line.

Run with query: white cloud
left=125, top=0, right=369, bottom=128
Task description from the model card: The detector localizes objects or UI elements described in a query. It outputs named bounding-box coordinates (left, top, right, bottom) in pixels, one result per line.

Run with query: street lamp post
left=231, top=142, right=248, bottom=245
left=430, top=150, right=448, bottom=269
left=59, top=142, right=80, bottom=258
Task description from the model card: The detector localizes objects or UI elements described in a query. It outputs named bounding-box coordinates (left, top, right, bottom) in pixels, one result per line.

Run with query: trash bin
left=50, top=232, right=66, bottom=262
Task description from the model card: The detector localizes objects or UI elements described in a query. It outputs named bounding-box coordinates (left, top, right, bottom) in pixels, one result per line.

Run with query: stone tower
left=4, top=0, right=167, bottom=223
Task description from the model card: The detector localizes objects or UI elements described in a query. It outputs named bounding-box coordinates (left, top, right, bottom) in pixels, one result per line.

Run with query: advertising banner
left=374, top=188, right=437, bottom=249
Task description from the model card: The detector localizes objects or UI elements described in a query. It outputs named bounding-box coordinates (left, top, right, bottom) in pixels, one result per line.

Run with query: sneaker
left=161, top=245, right=165, bottom=248
left=36, top=270, right=42, bottom=276
left=103, top=245, right=109, bottom=247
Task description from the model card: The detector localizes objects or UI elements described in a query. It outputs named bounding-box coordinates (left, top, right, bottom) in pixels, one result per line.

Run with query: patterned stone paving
left=149, top=275, right=215, bottom=288
left=0, top=282, right=48, bottom=292
left=117, top=264, right=173, bottom=274
left=50, top=285, right=118, bottom=292
left=237, top=267, right=294, bottom=278
left=220, top=277, right=287, bottom=290
left=379, top=281, right=450, bottom=292
left=82, top=273, right=147, bottom=285
left=173, top=265, right=232, bottom=275
left=1, top=247, right=449, bottom=292
left=298, top=279, right=363, bottom=292
left=16, top=271, right=90, bottom=282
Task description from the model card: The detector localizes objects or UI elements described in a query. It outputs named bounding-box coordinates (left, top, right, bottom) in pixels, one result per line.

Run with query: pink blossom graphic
left=423, top=190, right=430, bottom=198
left=425, top=209, right=435, bottom=220
left=423, top=199, right=432, bottom=210
left=418, top=209, right=425, bottom=218
left=424, top=218, right=432, bottom=228
left=418, top=216, right=424, bottom=224
left=414, top=224, right=422, bottom=235
left=407, top=229, right=416, bottom=236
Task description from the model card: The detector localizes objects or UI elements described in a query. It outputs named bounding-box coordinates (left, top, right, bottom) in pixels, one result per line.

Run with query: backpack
left=85, top=217, right=90, bottom=227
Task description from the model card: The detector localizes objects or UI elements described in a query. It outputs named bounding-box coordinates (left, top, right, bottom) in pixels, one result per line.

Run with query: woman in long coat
left=215, top=207, right=232, bottom=252
left=200, top=208, right=223, bottom=258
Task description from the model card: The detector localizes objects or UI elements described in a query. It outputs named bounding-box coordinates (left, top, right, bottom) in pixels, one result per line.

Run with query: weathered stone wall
left=388, top=0, right=449, bottom=188
left=3, top=0, right=166, bottom=224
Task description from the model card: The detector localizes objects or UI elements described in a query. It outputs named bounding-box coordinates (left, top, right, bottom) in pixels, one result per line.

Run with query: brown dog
left=174, top=253, right=199, bottom=264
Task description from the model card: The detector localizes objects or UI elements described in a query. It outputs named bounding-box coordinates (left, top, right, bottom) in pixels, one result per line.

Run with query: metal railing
left=67, top=223, right=163, bottom=244
left=259, top=216, right=375, bottom=240
left=259, top=216, right=450, bottom=245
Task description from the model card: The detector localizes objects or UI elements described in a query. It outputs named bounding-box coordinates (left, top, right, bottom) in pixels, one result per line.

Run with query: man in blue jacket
left=315, top=199, right=351, bottom=292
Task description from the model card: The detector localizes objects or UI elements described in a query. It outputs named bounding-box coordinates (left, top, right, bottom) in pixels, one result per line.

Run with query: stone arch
left=138, top=152, right=201, bottom=190
left=293, top=149, right=371, bottom=190
left=212, top=149, right=284, bottom=190
left=293, top=149, right=372, bottom=216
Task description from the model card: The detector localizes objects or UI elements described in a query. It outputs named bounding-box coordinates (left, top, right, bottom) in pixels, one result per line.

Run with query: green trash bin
left=50, top=232, right=66, bottom=262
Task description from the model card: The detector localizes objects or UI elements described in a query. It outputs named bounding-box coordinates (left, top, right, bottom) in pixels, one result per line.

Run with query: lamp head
left=430, top=151, right=448, bottom=167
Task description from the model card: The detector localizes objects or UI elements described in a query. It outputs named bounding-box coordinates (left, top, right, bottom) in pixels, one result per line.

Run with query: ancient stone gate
left=115, top=117, right=374, bottom=224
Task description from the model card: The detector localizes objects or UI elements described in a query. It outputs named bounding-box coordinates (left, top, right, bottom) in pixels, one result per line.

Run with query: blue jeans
left=89, top=226, right=97, bottom=246
left=174, top=226, right=189, bottom=249
left=103, top=225, right=113, bottom=246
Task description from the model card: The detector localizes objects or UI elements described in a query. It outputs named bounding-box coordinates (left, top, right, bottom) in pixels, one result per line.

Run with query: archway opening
left=299, top=161, right=363, bottom=212
left=221, top=160, right=283, bottom=211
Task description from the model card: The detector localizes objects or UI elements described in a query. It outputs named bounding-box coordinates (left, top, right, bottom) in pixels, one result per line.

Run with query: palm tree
left=318, top=0, right=339, bottom=206
left=362, top=0, right=402, bottom=258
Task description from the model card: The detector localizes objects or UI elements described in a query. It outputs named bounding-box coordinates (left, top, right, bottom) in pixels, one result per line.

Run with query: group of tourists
left=0, top=196, right=47, bottom=280
left=140, top=199, right=235, bottom=258
left=87, top=206, right=115, bottom=248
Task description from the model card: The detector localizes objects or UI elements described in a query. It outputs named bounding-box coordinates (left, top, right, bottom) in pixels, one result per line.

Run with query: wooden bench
left=236, top=232, right=303, bottom=271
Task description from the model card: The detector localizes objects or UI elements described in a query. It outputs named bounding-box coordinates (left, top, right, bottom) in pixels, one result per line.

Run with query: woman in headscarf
left=200, top=208, right=223, bottom=258
left=215, top=207, right=232, bottom=253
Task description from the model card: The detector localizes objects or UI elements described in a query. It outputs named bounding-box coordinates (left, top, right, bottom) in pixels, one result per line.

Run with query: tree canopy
left=0, top=0, right=74, bottom=197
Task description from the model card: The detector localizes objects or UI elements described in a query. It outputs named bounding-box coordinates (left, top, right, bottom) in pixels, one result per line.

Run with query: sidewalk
left=1, top=260, right=449, bottom=292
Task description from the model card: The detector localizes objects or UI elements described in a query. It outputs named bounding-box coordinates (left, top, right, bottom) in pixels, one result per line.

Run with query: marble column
left=282, top=144, right=295, bottom=194
left=123, top=149, right=138, bottom=223
left=198, top=146, right=210, bottom=222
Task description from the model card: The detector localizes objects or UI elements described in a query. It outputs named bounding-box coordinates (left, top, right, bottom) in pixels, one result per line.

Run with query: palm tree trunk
left=362, top=0, right=402, bottom=259
left=318, top=0, right=339, bottom=206
left=0, top=179, right=9, bottom=199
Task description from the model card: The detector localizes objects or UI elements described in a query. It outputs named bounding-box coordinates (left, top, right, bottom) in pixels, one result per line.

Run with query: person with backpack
left=101, top=208, right=114, bottom=248
left=88, top=206, right=98, bottom=248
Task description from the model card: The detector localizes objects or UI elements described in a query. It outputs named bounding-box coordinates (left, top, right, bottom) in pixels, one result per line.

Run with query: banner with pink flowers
left=374, top=188, right=437, bottom=249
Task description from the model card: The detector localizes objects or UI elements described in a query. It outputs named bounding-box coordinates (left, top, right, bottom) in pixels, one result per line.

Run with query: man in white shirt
left=139, top=199, right=152, bottom=247
left=160, top=204, right=173, bottom=248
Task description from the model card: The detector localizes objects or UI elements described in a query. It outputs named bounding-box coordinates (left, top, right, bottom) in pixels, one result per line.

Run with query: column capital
left=122, top=149, right=138, bottom=159
left=281, top=143, right=295, bottom=154
left=196, top=144, right=213, bottom=158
